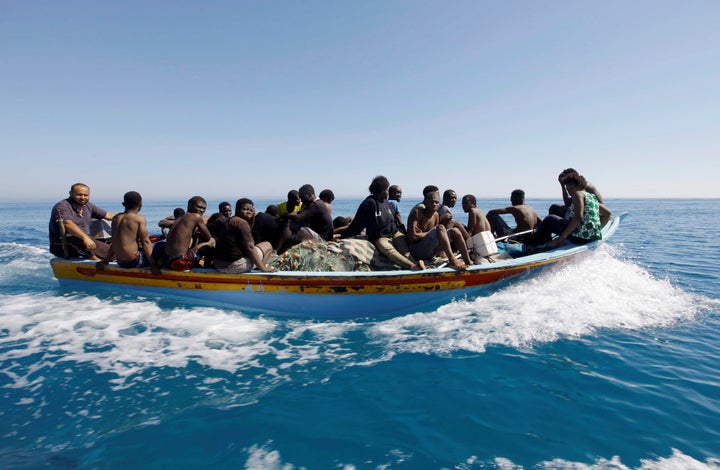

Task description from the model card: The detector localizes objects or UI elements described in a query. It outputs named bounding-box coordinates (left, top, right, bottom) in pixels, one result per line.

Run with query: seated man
left=158, top=207, right=185, bottom=237
left=214, top=198, right=276, bottom=273
left=161, top=196, right=215, bottom=271
left=49, top=183, right=115, bottom=260
left=461, top=194, right=492, bottom=236
left=252, top=208, right=284, bottom=251
left=276, top=190, right=303, bottom=218
left=486, top=189, right=541, bottom=242
left=99, top=191, right=159, bottom=273
left=341, top=175, right=423, bottom=270
left=284, top=184, right=334, bottom=243
left=388, top=184, right=406, bottom=233
left=407, top=189, right=473, bottom=270
left=438, top=188, right=470, bottom=240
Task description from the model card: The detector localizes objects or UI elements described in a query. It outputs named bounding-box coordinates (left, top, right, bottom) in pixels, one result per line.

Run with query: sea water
left=1, top=198, right=719, bottom=469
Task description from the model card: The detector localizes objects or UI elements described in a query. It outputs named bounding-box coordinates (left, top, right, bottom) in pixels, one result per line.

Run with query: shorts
left=166, top=248, right=199, bottom=271
left=409, top=227, right=440, bottom=260
left=214, top=246, right=263, bottom=274
left=116, top=251, right=150, bottom=269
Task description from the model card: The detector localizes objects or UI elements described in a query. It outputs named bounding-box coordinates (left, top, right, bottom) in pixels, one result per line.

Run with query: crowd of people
left=49, top=169, right=611, bottom=273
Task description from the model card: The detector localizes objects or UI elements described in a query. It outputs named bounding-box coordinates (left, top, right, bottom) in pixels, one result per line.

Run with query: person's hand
left=549, top=238, right=564, bottom=248
left=84, top=236, right=97, bottom=250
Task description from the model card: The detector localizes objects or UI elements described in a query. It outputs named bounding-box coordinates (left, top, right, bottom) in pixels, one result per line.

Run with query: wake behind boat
left=50, top=213, right=626, bottom=319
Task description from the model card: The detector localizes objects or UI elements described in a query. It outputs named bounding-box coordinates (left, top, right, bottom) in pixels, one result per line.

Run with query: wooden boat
left=51, top=213, right=626, bottom=319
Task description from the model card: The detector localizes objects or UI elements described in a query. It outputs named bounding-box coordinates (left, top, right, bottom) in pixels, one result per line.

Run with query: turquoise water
left=1, top=199, right=719, bottom=469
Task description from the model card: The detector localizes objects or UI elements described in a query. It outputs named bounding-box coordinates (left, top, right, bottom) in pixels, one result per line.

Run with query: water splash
left=371, top=245, right=708, bottom=356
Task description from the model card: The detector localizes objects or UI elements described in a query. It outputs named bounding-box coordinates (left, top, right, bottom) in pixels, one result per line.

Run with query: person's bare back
left=501, top=205, right=541, bottom=232
left=467, top=207, right=491, bottom=236
left=112, top=211, right=148, bottom=262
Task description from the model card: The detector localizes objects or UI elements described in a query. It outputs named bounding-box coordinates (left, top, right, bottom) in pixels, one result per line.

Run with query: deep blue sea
left=1, top=198, right=719, bottom=469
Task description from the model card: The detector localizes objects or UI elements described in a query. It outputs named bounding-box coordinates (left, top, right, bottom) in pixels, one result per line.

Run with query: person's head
left=173, top=207, right=186, bottom=218
left=389, top=185, right=402, bottom=202
left=510, top=189, right=525, bottom=206
left=369, top=175, right=390, bottom=199
left=461, top=194, right=476, bottom=213
left=187, top=196, right=208, bottom=215
left=219, top=201, right=232, bottom=217
left=68, top=183, right=91, bottom=207
left=122, top=191, right=142, bottom=210
left=265, top=204, right=279, bottom=217
left=442, top=189, right=458, bottom=207
left=559, top=168, right=577, bottom=179
left=422, top=185, right=439, bottom=197
left=286, top=190, right=302, bottom=209
left=319, top=189, right=335, bottom=204
left=235, top=198, right=255, bottom=222
left=423, top=190, right=441, bottom=213
left=298, top=184, right=316, bottom=205
left=333, top=216, right=349, bottom=229
left=562, top=174, right=587, bottom=191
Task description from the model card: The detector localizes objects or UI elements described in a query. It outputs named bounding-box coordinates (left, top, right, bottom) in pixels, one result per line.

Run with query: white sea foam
left=0, top=244, right=711, bottom=392
left=371, top=245, right=708, bottom=355
left=243, top=443, right=720, bottom=470
left=0, top=293, right=277, bottom=383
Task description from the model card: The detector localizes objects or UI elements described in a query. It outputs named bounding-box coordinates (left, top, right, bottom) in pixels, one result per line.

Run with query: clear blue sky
left=2, top=0, right=719, bottom=201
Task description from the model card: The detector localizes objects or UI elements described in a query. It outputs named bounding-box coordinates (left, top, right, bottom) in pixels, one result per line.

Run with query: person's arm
left=599, top=203, right=611, bottom=227
left=587, top=183, right=604, bottom=204
left=193, top=216, right=212, bottom=242
left=486, top=207, right=508, bottom=218
left=340, top=202, right=368, bottom=239
left=559, top=174, right=572, bottom=206
left=551, top=190, right=584, bottom=247
left=241, top=224, right=275, bottom=272
left=63, top=219, right=97, bottom=251
left=406, top=208, right=423, bottom=243
left=137, top=217, right=161, bottom=274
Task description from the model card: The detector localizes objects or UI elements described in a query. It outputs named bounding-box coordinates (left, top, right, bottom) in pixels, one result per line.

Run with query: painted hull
left=51, top=213, right=626, bottom=318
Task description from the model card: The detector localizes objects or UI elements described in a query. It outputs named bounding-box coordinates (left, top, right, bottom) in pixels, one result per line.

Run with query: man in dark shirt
left=214, top=198, right=275, bottom=273
left=286, top=184, right=334, bottom=242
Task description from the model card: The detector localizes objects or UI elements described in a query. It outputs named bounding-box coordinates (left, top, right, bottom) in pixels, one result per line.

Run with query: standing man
left=49, top=183, right=114, bottom=260
left=99, top=191, right=159, bottom=273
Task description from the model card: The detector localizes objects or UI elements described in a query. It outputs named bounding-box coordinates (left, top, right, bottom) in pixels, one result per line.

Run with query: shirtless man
left=163, top=196, right=215, bottom=271
left=438, top=189, right=470, bottom=239
left=99, top=191, right=159, bottom=274
left=461, top=194, right=492, bottom=236
left=214, top=198, right=276, bottom=273
left=486, top=189, right=541, bottom=241
left=158, top=207, right=185, bottom=237
left=407, top=189, right=472, bottom=270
